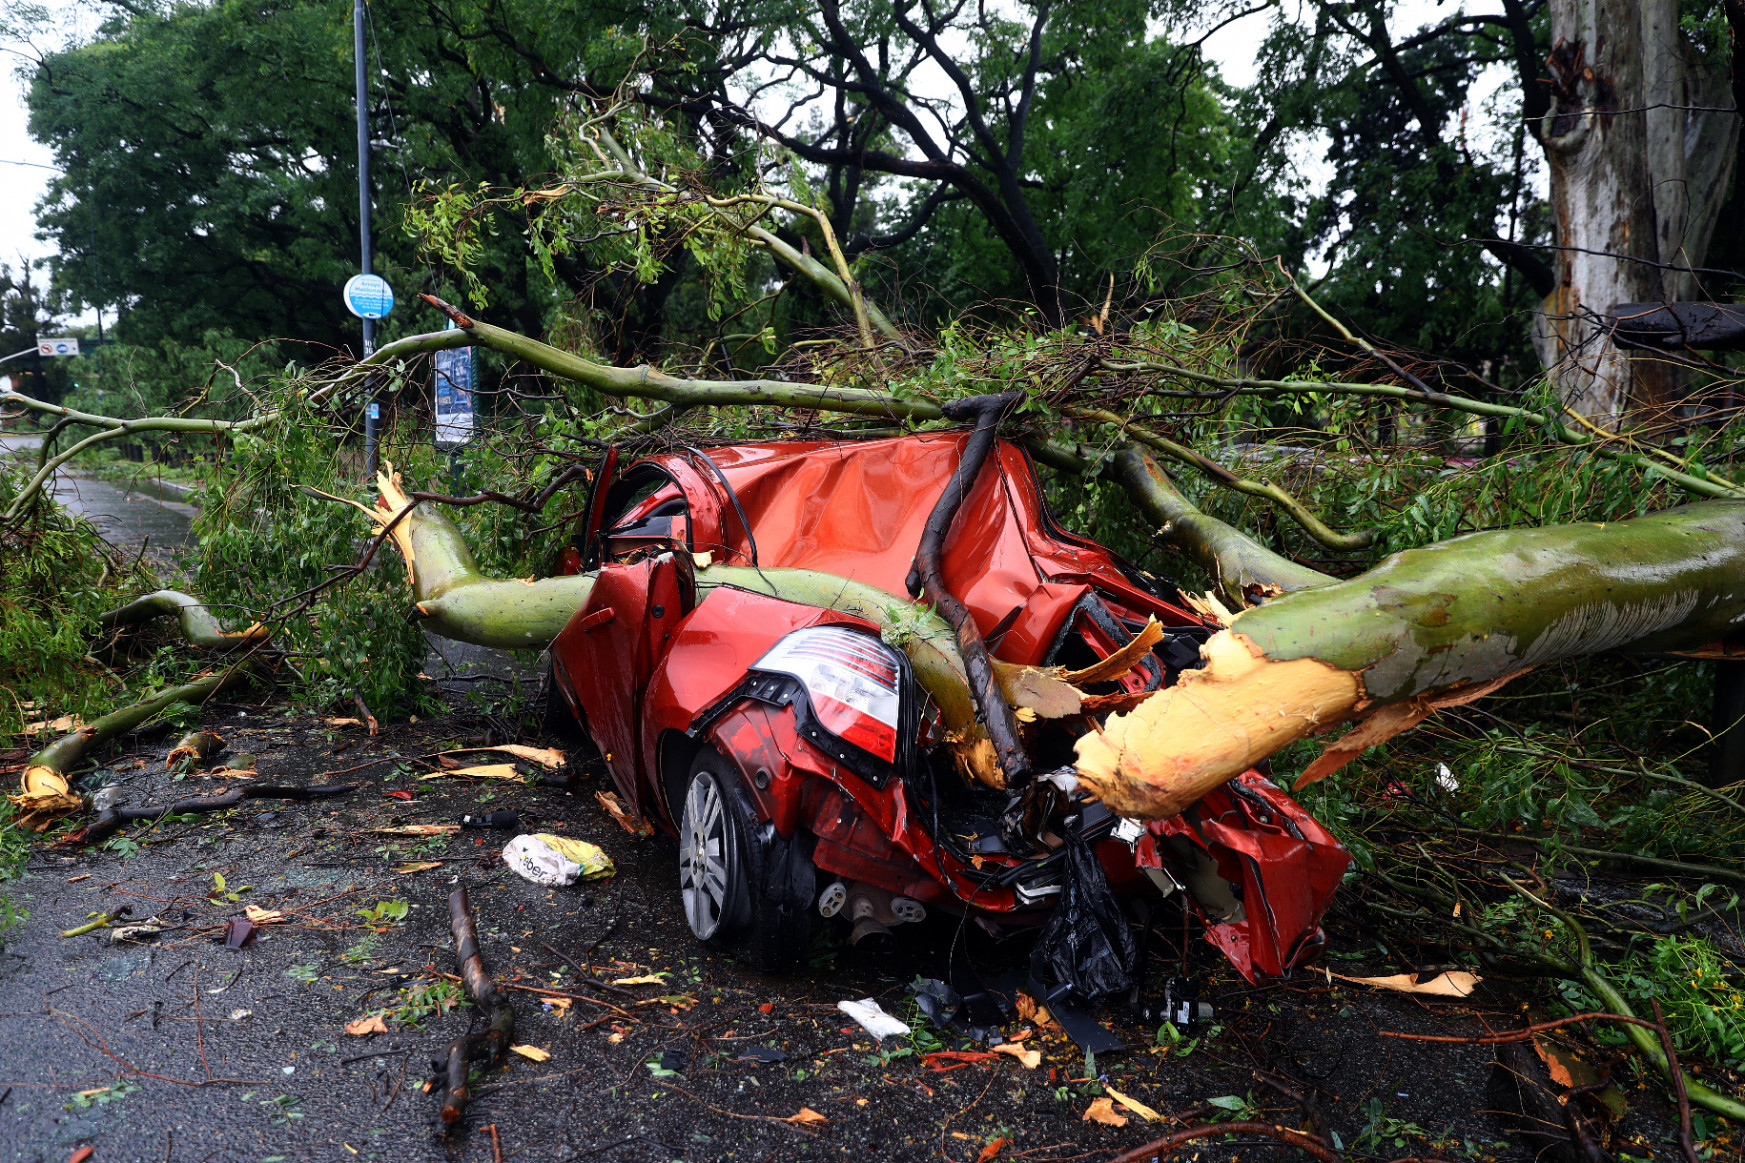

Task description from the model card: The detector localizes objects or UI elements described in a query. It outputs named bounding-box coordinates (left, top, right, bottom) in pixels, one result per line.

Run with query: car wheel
left=538, top=660, right=582, bottom=740
left=678, top=748, right=814, bottom=972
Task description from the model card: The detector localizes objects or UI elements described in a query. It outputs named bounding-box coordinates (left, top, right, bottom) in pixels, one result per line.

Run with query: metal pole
left=355, top=0, right=378, bottom=478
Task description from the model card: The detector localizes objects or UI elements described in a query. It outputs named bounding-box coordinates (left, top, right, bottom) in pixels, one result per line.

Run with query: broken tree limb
left=1109, top=446, right=1332, bottom=608
left=908, top=393, right=1032, bottom=789
left=387, top=304, right=1361, bottom=547
left=439, top=886, right=515, bottom=1128
left=1062, top=406, right=1373, bottom=551
left=1098, top=357, right=1745, bottom=501
left=11, top=669, right=247, bottom=831
left=0, top=390, right=278, bottom=519
left=99, top=591, right=270, bottom=651
left=414, top=295, right=927, bottom=421
left=1075, top=500, right=1745, bottom=820
left=165, top=731, right=227, bottom=768
left=1500, top=875, right=1745, bottom=1123
left=61, top=782, right=360, bottom=846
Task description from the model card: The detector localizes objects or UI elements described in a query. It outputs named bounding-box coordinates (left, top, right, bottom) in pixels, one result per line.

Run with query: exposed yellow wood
left=1072, top=630, right=1360, bottom=819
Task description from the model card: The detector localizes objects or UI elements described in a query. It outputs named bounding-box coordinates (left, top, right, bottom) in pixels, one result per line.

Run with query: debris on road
left=420, top=763, right=522, bottom=782
left=165, top=730, right=227, bottom=768
left=60, top=905, right=130, bottom=938
left=594, top=791, right=652, bottom=837
left=437, top=886, right=516, bottom=1128
left=837, top=998, right=911, bottom=1040
left=502, top=834, right=614, bottom=886
left=1333, top=970, right=1480, bottom=997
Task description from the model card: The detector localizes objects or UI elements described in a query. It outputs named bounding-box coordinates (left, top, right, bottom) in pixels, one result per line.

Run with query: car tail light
left=753, top=627, right=903, bottom=762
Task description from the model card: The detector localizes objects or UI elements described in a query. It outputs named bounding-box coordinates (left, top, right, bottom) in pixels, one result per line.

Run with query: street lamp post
left=354, top=0, right=378, bottom=477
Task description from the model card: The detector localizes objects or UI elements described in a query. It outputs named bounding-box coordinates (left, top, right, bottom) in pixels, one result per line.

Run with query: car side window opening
left=596, top=468, right=691, bottom=563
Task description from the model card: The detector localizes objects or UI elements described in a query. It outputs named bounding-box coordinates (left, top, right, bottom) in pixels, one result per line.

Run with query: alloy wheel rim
left=679, top=772, right=731, bottom=940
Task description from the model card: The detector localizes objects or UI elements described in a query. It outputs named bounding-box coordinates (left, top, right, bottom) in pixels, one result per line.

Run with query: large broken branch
left=99, top=590, right=269, bottom=651
left=1109, top=447, right=1333, bottom=607
left=11, top=669, right=246, bottom=831
left=1075, top=500, right=1745, bottom=819
left=0, top=390, right=277, bottom=519
left=386, top=301, right=1363, bottom=566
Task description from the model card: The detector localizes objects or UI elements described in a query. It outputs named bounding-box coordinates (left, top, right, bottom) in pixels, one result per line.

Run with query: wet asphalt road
left=0, top=706, right=1685, bottom=1163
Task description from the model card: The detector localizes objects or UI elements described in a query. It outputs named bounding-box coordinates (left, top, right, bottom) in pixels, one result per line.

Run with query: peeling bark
left=1535, top=0, right=1740, bottom=421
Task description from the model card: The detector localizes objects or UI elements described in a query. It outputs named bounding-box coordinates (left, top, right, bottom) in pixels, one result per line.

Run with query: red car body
left=549, top=430, right=1347, bottom=984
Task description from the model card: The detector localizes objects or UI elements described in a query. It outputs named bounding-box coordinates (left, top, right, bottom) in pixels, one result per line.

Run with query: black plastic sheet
left=1029, top=830, right=1136, bottom=1005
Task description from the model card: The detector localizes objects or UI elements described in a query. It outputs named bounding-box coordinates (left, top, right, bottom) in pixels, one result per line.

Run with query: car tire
left=677, top=747, right=814, bottom=973
left=538, top=660, right=583, bottom=740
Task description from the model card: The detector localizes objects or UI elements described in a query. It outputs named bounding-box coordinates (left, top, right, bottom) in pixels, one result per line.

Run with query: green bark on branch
left=1109, top=447, right=1333, bottom=607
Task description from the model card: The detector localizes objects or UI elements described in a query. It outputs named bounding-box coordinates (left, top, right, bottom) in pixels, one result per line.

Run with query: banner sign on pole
left=433, top=338, right=475, bottom=448
left=37, top=337, right=80, bottom=357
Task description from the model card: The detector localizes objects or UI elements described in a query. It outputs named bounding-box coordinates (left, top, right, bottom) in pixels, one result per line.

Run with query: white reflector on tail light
left=753, top=627, right=902, bottom=762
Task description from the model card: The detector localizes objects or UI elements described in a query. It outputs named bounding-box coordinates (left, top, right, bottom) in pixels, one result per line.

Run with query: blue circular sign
left=343, top=273, right=395, bottom=320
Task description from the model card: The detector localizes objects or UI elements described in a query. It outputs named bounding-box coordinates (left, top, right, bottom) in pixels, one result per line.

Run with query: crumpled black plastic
left=1029, top=829, right=1137, bottom=1004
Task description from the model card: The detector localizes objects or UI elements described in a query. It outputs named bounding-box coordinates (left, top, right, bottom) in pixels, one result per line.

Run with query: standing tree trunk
left=1535, top=0, right=1740, bottom=423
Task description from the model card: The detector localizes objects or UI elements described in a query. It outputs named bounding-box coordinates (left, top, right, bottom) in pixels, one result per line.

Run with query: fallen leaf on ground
left=992, top=1043, right=1041, bottom=1069
left=68, top=1148, right=94, bottom=1163
left=420, top=763, right=522, bottom=782
left=382, top=790, right=415, bottom=801
left=1104, top=1082, right=1163, bottom=1122
left=595, top=790, right=654, bottom=837
left=23, top=714, right=81, bottom=735
left=243, top=906, right=284, bottom=924
left=758, top=1002, right=774, bottom=1014
left=784, top=1108, right=828, bottom=1126
left=445, top=744, right=565, bottom=769
left=1082, top=1097, right=1128, bottom=1127
left=541, top=996, right=572, bottom=1015
left=1331, top=970, right=1480, bottom=998
left=324, top=717, right=363, bottom=728
left=345, top=1014, right=388, bottom=1036
left=509, top=1044, right=551, bottom=1062
left=606, top=1024, right=629, bottom=1043
left=611, top=974, right=668, bottom=986
left=368, top=824, right=459, bottom=836
left=393, top=861, right=443, bottom=874
left=976, top=1137, right=1012, bottom=1163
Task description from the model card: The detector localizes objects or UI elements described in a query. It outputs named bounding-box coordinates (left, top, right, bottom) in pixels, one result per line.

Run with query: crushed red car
left=545, top=397, right=1348, bottom=1007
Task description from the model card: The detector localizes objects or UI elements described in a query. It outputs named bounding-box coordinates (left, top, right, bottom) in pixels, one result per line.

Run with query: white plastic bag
left=837, top=998, right=911, bottom=1040
left=502, top=833, right=614, bottom=887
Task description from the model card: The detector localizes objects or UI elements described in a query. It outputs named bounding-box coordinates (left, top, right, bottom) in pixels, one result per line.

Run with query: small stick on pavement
left=60, top=905, right=131, bottom=938
left=438, top=886, right=515, bottom=1129
left=489, top=1123, right=504, bottom=1163
left=1108, top=1121, right=1343, bottom=1163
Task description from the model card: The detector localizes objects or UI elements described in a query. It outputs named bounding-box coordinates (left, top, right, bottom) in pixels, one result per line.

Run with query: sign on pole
left=433, top=326, right=475, bottom=448
left=342, top=273, right=395, bottom=320
left=37, top=337, right=80, bottom=357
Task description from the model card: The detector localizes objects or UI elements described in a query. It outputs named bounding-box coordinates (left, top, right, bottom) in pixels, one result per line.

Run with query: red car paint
left=550, top=431, right=1348, bottom=982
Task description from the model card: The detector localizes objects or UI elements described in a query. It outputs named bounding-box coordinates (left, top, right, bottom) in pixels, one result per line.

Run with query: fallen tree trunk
left=1075, top=500, right=1745, bottom=819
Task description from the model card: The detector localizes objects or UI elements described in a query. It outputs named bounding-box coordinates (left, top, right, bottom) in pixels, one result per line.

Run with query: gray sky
left=0, top=1, right=1487, bottom=321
